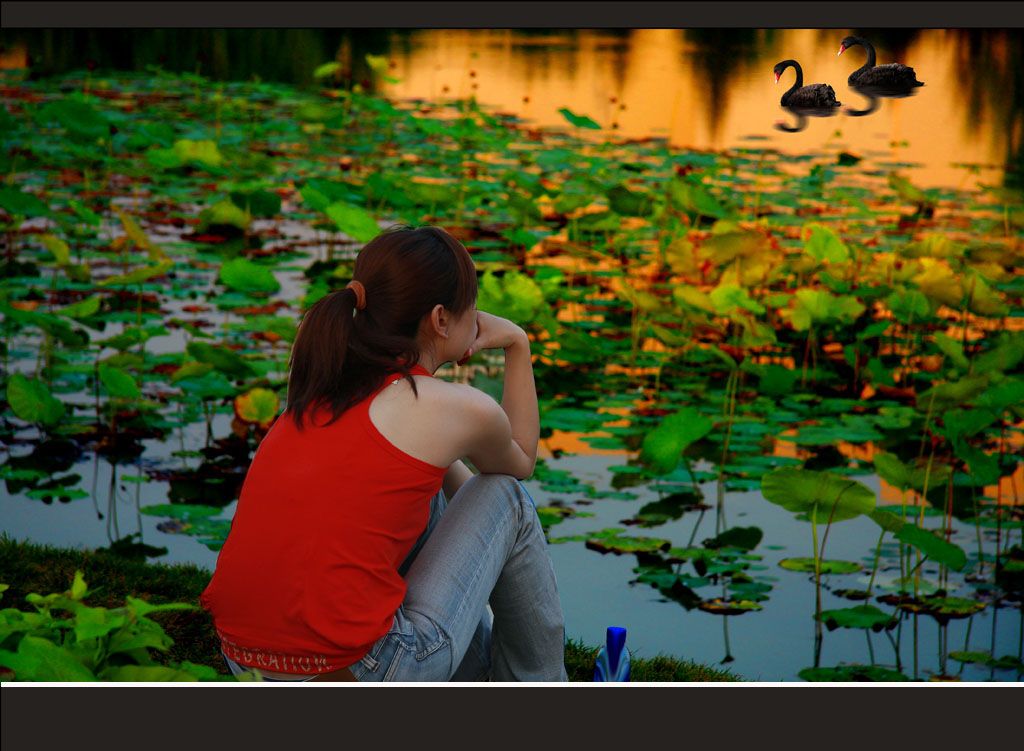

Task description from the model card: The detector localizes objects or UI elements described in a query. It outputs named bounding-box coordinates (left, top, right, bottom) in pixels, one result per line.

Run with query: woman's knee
left=462, top=473, right=535, bottom=518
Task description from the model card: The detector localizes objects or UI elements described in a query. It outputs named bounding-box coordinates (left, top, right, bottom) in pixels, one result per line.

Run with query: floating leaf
left=815, top=605, right=898, bottom=631
left=185, top=341, right=256, bottom=379
left=0, top=186, right=50, bottom=218
left=234, top=388, right=280, bottom=428
left=607, top=184, right=657, bottom=217
left=98, top=259, right=174, bottom=287
left=697, top=598, right=762, bottom=615
left=173, top=138, right=224, bottom=168
left=558, top=107, right=601, bottom=130
left=584, top=528, right=671, bottom=555
left=778, top=558, right=862, bottom=574
left=40, top=97, right=110, bottom=142
left=702, top=526, right=763, bottom=551
left=229, top=189, right=281, bottom=218
left=667, top=177, right=733, bottom=219
left=197, top=200, right=250, bottom=233
left=799, top=665, right=908, bottom=682
left=218, top=258, right=281, bottom=295
left=324, top=202, right=379, bottom=243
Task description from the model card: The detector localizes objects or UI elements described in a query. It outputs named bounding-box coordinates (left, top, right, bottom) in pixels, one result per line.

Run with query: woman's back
left=201, top=365, right=446, bottom=671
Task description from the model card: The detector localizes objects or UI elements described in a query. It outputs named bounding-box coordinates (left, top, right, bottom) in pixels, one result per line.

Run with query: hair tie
left=344, top=280, right=366, bottom=310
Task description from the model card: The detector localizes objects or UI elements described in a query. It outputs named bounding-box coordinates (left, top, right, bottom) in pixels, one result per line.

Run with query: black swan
left=839, top=36, right=924, bottom=88
left=773, top=60, right=842, bottom=110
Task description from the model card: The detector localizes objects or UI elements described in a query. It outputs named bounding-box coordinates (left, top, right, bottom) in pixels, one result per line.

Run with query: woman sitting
left=201, top=225, right=567, bottom=682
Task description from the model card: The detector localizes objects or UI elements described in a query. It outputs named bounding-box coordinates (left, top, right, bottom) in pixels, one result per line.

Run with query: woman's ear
left=429, top=304, right=450, bottom=338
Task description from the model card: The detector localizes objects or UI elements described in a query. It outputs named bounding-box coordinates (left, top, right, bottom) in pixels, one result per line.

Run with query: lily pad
left=697, top=598, right=763, bottom=615
left=815, top=605, right=898, bottom=631
left=584, top=528, right=671, bottom=555
left=778, top=558, right=862, bottom=574
left=798, top=665, right=909, bottom=682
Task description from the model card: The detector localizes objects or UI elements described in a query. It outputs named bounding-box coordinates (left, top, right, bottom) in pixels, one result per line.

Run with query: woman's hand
left=457, top=311, right=526, bottom=365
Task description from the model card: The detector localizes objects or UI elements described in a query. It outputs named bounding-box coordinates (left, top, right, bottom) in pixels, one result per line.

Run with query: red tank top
left=200, top=365, right=446, bottom=674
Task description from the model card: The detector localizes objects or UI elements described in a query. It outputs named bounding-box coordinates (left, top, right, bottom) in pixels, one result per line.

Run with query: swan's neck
left=785, top=62, right=803, bottom=93
left=853, top=37, right=876, bottom=71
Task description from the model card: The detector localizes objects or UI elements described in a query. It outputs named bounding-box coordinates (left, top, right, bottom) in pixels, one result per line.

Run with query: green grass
left=0, top=536, right=742, bottom=682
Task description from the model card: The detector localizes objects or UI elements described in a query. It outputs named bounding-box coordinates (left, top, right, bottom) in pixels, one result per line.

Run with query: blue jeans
left=225, top=474, right=567, bottom=682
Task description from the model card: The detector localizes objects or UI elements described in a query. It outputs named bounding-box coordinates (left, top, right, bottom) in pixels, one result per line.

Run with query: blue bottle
left=594, top=626, right=630, bottom=681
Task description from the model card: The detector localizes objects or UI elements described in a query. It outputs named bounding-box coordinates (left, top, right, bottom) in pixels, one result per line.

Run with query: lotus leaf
left=607, top=184, right=657, bottom=217
left=40, top=97, right=110, bottom=142
left=696, top=598, right=762, bottom=615
left=174, top=138, right=225, bottom=168
left=886, top=287, right=933, bottom=323
left=197, top=200, right=250, bottom=234
left=98, top=259, right=174, bottom=287
left=218, top=258, right=280, bottom=295
left=325, top=202, right=379, bottom=243
left=815, top=605, right=898, bottom=631
left=229, top=189, right=281, bottom=218
left=799, top=665, right=908, bottom=682
left=0, top=187, right=50, bottom=218
left=98, top=365, right=141, bottom=400
left=972, top=332, right=1024, bottom=374
left=234, top=388, right=280, bottom=428
left=702, top=526, right=763, bottom=551
left=584, top=528, right=671, bottom=555
left=803, top=224, right=849, bottom=264
left=709, top=283, right=765, bottom=316
left=186, top=341, right=256, bottom=379
left=639, top=406, right=714, bottom=476
left=557, top=107, right=601, bottom=130
left=6, top=373, right=65, bottom=426
left=313, top=61, right=342, bottom=79
left=872, top=451, right=951, bottom=492
left=58, top=296, right=102, bottom=320
left=667, top=177, right=734, bottom=220
left=703, top=231, right=768, bottom=267
left=477, top=270, right=546, bottom=324
left=778, top=558, right=862, bottom=574
left=916, top=375, right=990, bottom=413
left=899, top=234, right=966, bottom=260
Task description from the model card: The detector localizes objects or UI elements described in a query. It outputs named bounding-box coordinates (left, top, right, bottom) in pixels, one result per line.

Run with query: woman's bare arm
left=443, top=459, right=474, bottom=498
left=451, top=312, right=540, bottom=480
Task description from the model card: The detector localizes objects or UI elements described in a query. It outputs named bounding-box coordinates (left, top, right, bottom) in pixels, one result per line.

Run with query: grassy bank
left=0, top=537, right=741, bottom=682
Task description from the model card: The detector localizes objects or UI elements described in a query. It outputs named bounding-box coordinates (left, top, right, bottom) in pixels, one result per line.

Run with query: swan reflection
left=843, top=81, right=923, bottom=118
left=774, top=103, right=841, bottom=132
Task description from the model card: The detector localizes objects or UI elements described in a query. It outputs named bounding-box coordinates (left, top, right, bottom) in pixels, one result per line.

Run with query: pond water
left=1, top=29, right=1022, bottom=682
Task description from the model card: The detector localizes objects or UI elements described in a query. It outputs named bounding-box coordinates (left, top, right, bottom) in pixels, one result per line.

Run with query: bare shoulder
left=368, top=373, right=504, bottom=468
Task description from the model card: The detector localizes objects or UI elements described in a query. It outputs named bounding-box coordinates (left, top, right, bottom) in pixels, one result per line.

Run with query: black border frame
left=3, top=1, right=1023, bottom=745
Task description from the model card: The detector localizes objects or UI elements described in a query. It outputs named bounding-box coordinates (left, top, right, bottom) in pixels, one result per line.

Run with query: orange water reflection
left=383, top=29, right=1017, bottom=190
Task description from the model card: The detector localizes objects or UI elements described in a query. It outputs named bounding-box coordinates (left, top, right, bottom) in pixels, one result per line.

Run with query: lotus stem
left=866, top=527, right=886, bottom=600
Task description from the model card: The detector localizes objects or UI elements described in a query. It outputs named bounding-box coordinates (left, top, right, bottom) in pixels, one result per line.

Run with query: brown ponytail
left=285, top=225, right=478, bottom=429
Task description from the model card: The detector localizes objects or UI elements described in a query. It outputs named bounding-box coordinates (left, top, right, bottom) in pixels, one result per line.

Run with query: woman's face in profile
left=448, top=303, right=479, bottom=362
